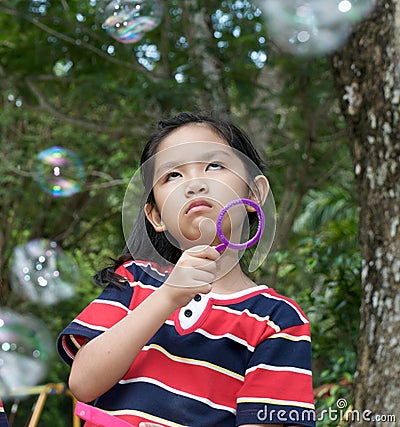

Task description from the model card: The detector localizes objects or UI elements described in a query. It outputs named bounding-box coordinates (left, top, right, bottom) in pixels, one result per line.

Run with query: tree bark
left=332, top=0, right=400, bottom=424
left=182, top=0, right=230, bottom=112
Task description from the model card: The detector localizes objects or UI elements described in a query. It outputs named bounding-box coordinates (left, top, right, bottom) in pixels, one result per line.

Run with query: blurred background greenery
left=0, top=1, right=364, bottom=425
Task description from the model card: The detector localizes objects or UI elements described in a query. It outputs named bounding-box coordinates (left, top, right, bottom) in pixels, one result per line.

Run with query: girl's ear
left=144, top=203, right=166, bottom=232
left=247, top=175, right=270, bottom=212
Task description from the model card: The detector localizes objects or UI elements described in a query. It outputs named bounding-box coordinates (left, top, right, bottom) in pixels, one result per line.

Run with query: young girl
left=57, top=112, right=315, bottom=427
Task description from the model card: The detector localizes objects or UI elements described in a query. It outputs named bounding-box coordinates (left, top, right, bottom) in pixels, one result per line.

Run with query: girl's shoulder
left=94, top=259, right=171, bottom=307
left=240, top=284, right=310, bottom=329
left=115, top=258, right=172, bottom=286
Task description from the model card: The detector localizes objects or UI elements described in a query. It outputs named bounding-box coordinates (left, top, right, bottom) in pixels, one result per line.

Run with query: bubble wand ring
left=215, top=198, right=265, bottom=253
left=162, top=198, right=265, bottom=288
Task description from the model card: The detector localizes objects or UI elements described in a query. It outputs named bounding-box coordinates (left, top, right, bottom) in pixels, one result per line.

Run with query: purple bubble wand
left=215, top=198, right=265, bottom=253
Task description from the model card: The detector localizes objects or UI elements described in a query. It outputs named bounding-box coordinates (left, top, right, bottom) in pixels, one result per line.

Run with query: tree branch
left=23, top=77, right=150, bottom=138
left=0, top=5, right=165, bottom=81
left=25, top=77, right=111, bottom=132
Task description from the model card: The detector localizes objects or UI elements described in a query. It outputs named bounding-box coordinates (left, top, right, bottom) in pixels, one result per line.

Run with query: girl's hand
left=139, top=423, right=165, bottom=427
left=161, top=245, right=219, bottom=308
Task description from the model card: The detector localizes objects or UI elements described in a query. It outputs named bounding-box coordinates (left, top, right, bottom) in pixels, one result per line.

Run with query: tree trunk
left=332, top=0, right=400, bottom=424
left=183, top=0, right=230, bottom=112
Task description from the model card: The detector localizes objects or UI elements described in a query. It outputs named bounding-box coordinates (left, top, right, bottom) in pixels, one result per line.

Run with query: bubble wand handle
left=75, top=401, right=136, bottom=427
left=214, top=198, right=265, bottom=253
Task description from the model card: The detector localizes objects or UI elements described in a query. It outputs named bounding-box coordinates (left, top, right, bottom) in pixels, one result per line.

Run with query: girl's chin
left=178, top=222, right=218, bottom=248
left=180, top=239, right=217, bottom=251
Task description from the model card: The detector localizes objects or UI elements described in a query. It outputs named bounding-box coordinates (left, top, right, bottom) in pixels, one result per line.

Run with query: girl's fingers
left=192, top=269, right=215, bottom=284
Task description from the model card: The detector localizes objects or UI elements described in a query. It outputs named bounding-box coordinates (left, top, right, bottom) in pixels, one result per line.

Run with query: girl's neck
left=211, top=251, right=256, bottom=294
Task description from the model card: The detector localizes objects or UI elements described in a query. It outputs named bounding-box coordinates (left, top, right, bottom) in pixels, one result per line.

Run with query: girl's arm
left=68, top=246, right=219, bottom=402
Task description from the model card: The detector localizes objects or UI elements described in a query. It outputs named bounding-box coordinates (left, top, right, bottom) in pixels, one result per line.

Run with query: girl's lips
left=185, top=200, right=213, bottom=214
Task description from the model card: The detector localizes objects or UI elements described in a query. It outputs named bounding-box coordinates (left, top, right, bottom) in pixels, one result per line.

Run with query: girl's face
left=144, top=124, right=264, bottom=250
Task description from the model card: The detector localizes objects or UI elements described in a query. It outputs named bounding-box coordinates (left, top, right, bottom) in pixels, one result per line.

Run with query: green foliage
left=266, top=181, right=360, bottom=425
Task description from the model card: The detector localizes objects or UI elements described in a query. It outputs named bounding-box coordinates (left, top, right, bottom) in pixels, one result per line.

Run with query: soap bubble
left=33, top=146, right=85, bottom=197
left=259, top=0, right=375, bottom=56
left=97, top=0, right=163, bottom=44
left=0, top=309, right=55, bottom=399
left=10, top=239, right=80, bottom=306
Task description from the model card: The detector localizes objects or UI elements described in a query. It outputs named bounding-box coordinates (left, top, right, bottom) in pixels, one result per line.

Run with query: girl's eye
left=165, top=171, right=181, bottom=181
left=207, top=162, right=223, bottom=171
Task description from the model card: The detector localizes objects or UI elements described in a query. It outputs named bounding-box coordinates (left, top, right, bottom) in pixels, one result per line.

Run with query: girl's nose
left=185, top=180, right=209, bottom=197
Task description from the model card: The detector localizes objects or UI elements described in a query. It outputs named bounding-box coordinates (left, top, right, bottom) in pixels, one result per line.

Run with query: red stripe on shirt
left=123, top=347, right=241, bottom=409
left=128, top=285, right=157, bottom=310
left=258, top=322, right=311, bottom=342
left=239, top=368, right=314, bottom=405
left=76, top=301, right=129, bottom=329
left=200, top=307, right=278, bottom=348
left=115, top=265, right=135, bottom=282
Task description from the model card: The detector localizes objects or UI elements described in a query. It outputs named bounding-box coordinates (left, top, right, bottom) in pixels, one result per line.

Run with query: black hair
left=94, top=112, right=266, bottom=286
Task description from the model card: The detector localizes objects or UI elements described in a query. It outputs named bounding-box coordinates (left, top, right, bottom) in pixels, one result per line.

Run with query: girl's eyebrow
left=155, top=150, right=233, bottom=177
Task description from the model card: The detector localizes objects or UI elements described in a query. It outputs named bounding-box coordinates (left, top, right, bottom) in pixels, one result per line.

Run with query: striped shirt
left=0, top=399, right=8, bottom=427
left=58, top=260, right=315, bottom=427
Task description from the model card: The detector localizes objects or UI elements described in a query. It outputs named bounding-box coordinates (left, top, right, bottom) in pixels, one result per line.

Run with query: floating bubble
left=258, top=0, right=375, bottom=56
left=10, top=239, right=80, bottom=306
left=97, top=0, right=163, bottom=44
left=0, top=309, right=55, bottom=399
left=33, top=146, right=85, bottom=197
